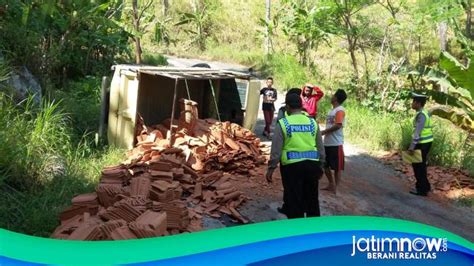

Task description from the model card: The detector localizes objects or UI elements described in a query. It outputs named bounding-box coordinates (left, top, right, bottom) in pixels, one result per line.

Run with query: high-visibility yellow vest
left=414, top=110, right=433, bottom=144
left=283, top=110, right=310, bottom=118
left=278, top=113, right=320, bottom=165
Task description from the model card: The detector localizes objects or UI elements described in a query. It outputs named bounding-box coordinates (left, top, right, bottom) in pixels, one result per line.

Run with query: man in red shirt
left=301, top=83, right=324, bottom=118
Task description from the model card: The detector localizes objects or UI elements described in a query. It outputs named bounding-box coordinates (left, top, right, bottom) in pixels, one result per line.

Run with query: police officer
left=408, top=93, right=433, bottom=196
left=274, top=88, right=302, bottom=215
left=266, top=93, right=325, bottom=218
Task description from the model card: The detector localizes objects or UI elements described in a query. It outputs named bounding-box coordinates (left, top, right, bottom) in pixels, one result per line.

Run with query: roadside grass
left=258, top=53, right=314, bottom=91
left=142, top=53, right=168, bottom=66
left=456, top=196, right=474, bottom=207
left=0, top=84, right=125, bottom=236
left=0, top=148, right=124, bottom=237
left=53, top=77, right=102, bottom=142
left=202, top=42, right=263, bottom=66
left=317, top=98, right=473, bottom=175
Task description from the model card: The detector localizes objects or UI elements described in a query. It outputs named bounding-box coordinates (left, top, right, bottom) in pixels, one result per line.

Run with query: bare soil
left=231, top=96, right=474, bottom=241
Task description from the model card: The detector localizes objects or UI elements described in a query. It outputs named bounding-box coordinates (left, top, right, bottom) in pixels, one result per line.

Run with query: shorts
left=324, top=145, right=344, bottom=171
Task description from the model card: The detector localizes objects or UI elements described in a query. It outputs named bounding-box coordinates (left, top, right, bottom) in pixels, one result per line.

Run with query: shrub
left=0, top=94, right=71, bottom=189
left=0, top=93, right=125, bottom=236
left=258, top=53, right=313, bottom=90
left=142, top=53, right=168, bottom=66
left=338, top=99, right=471, bottom=171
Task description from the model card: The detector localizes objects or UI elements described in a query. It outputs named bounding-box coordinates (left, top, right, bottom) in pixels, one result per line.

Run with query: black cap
left=412, top=92, right=428, bottom=99
left=285, top=93, right=302, bottom=109
left=287, top=88, right=302, bottom=95
left=412, top=92, right=428, bottom=106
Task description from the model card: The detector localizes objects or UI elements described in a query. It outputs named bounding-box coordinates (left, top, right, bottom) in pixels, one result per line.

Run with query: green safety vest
left=414, top=110, right=433, bottom=144
left=278, top=113, right=320, bottom=165
left=283, top=110, right=310, bottom=118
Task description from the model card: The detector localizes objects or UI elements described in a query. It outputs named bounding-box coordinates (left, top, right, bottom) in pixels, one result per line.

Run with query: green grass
left=327, top=99, right=474, bottom=175
left=142, top=53, right=168, bottom=66
left=258, top=53, right=314, bottom=91
left=0, top=85, right=125, bottom=236
left=53, top=77, right=102, bottom=143
left=0, top=148, right=124, bottom=236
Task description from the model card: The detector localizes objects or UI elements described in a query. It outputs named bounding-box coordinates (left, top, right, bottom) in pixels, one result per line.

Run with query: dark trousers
left=280, top=160, right=322, bottom=218
left=280, top=166, right=288, bottom=211
left=263, top=110, right=274, bottom=133
left=412, top=142, right=432, bottom=194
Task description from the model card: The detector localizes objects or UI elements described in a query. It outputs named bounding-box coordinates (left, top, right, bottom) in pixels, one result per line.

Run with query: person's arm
left=276, top=107, right=285, bottom=121
left=322, top=110, right=344, bottom=135
left=316, top=126, right=326, bottom=165
left=266, top=122, right=284, bottom=182
left=313, top=86, right=324, bottom=102
left=409, top=113, right=425, bottom=150
left=268, top=124, right=283, bottom=170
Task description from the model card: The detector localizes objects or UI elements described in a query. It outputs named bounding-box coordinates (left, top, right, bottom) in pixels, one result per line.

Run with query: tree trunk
left=377, top=27, right=389, bottom=75
left=467, top=0, right=472, bottom=39
left=361, top=46, right=370, bottom=91
left=132, top=0, right=142, bottom=64
left=346, top=34, right=359, bottom=78
left=265, top=0, right=271, bottom=55
left=344, top=14, right=359, bottom=78
left=162, top=0, right=169, bottom=17
left=438, top=21, right=448, bottom=52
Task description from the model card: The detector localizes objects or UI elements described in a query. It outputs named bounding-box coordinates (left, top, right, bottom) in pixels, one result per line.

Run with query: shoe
left=277, top=206, right=287, bottom=215
left=409, top=190, right=428, bottom=196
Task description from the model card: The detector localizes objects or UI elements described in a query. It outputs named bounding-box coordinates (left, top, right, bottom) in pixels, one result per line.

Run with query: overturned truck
left=106, top=65, right=261, bottom=149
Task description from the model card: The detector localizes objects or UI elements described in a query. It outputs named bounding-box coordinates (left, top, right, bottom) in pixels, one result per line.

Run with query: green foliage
left=199, top=42, right=264, bottom=66
left=53, top=77, right=103, bottom=141
left=409, top=51, right=474, bottom=131
left=0, top=58, right=11, bottom=82
left=0, top=0, right=129, bottom=85
left=429, top=118, right=470, bottom=168
left=153, top=17, right=176, bottom=46
left=439, top=51, right=474, bottom=97
left=175, top=0, right=220, bottom=51
left=344, top=100, right=406, bottom=151
left=258, top=53, right=312, bottom=90
left=0, top=147, right=124, bottom=236
left=142, top=53, right=168, bottom=66
left=342, top=99, right=472, bottom=170
left=0, top=93, right=124, bottom=235
left=0, top=94, right=71, bottom=189
left=278, top=0, right=335, bottom=65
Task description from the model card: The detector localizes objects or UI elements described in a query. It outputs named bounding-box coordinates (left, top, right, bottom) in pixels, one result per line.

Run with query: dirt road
left=241, top=94, right=474, bottom=241
left=165, top=57, right=474, bottom=241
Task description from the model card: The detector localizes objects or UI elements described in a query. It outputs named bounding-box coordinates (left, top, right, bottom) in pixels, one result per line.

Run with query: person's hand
left=321, top=130, right=326, bottom=135
left=265, top=168, right=275, bottom=183
left=407, top=148, right=415, bottom=155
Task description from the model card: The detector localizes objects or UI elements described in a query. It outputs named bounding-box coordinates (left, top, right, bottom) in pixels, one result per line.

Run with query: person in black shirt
left=260, top=77, right=277, bottom=138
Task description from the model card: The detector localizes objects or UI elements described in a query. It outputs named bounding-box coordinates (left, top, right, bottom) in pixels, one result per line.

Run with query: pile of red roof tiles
left=131, top=99, right=266, bottom=174
left=380, top=151, right=474, bottom=192
left=51, top=99, right=266, bottom=240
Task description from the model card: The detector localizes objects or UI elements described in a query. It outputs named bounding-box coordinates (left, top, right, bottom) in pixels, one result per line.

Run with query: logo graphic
left=351, top=235, right=448, bottom=260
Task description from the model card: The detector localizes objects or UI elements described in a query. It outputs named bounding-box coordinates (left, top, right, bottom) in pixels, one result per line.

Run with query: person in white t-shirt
left=321, top=89, right=347, bottom=194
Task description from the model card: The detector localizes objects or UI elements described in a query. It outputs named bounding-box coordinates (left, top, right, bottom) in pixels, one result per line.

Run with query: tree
left=0, top=0, right=129, bottom=85
left=265, top=0, right=272, bottom=56
left=329, top=0, right=376, bottom=78
left=408, top=51, right=474, bottom=131
left=130, top=0, right=153, bottom=64
left=279, top=0, right=336, bottom=66
left=175, top=0, right=217, bottom=51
